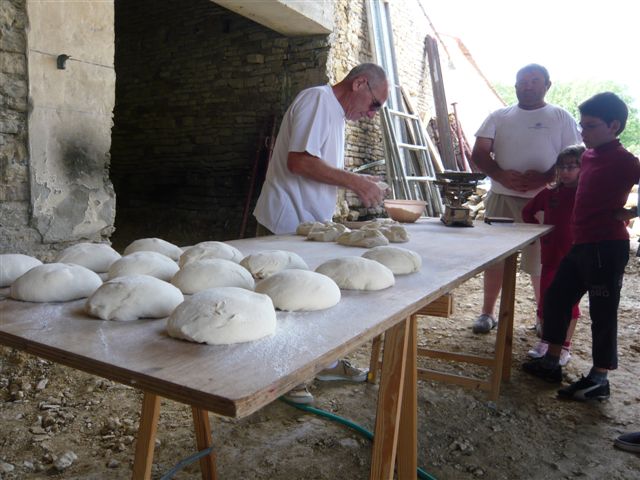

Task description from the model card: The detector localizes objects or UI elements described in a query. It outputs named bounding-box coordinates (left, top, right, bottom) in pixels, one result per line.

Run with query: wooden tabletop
left=0, top=218, right=549, bottom=418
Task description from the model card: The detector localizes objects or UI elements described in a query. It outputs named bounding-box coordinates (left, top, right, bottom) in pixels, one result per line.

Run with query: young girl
left=522, top=145, right=585, bottom=366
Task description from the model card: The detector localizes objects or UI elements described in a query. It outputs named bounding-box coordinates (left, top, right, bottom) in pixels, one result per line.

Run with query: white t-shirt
left=475, top=104, right=581, bottom=198
left=254, top=85, right=346, bottom=234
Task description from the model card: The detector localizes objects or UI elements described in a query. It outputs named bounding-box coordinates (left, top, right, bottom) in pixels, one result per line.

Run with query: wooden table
left=0, top=218, right=548, bottom=479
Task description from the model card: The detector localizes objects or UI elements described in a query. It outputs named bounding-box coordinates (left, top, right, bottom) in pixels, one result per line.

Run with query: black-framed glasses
left=366, top=81, right=382, bottom=111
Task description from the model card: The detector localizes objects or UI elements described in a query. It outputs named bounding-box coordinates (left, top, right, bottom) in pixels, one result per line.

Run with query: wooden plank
left=369, top=318, right=409, bottom=480
left=132, top=392, right=161, bottom=480
left=417, top=368, right=490, bottom=391
left=191, top=407, right=217, bottom=480
left=496, top=253, right=518, bottom=385
left=368, top=334, right=383, bottom=384
left=415, top=293, right=453, bottom=317
left=417, top=348, right=493, bottom=366
left=396, top=315, right=418, bottom=479
left=0, top=220, right=550, bottom=419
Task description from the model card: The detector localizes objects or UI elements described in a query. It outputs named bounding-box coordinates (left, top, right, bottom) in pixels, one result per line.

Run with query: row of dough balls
left=296, top=219, right=409, bottom=247
left=1, top=240, right=421, bottom=345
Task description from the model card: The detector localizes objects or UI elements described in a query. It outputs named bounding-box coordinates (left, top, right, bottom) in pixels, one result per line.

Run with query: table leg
left=490, top=252, right=518, bottom=400
left=192, top=407, right=217, bottom=480
left=369, top=317, right=410, bottom=480
left=368, top=334, right=383, bottom=384
left=396, top=314, right=418, bottom=479
left=132, top=392, right=161, bottom=480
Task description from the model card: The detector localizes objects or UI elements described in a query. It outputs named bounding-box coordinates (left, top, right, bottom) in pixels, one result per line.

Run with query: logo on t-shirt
left=529, top=122, right=549, bottom=130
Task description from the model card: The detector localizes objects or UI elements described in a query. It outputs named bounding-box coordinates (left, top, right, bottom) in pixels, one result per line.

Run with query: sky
left=423, top=0, right=640, bottom=109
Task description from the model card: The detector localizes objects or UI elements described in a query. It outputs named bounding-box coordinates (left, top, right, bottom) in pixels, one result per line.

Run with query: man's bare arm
left=287, top=151, right=384, bottom=207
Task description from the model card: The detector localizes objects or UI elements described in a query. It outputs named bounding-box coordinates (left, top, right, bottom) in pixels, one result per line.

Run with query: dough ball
left=179, top=241, right=243, bottom=267
left=108, top=251, right=179, bottom=281
left=336, top=229, right=389, bottom=248
left=167, top=287, right=276, bottom=345
left=10, top=263, right=102, bottom=302
left=315, top=256, right=395, bottom=291
left=307, top=222, right=349, bottom=242
left=0, top=254, right=42, bottom=287
left=379, top=225, right=410, bottom=243
left=361, top=246, right=422, bottom=274
left=55, top=243, right=121, bottom=273
left=296, top=221, right=323, bottom=236
left=86, top=274, right=184, bottom=321
left=171, top=259, right=255, bottom=294
left=123, top=237, right=184, bottom=261
left=255, top=270, right=340, bottom=311
left=240, top=250, right=309, bottom=279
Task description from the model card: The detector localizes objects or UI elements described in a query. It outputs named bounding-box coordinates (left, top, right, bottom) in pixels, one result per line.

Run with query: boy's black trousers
left=542, top=240, right=630, bottom=370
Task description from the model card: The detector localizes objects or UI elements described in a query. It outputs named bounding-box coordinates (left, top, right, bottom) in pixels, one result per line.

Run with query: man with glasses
left=469, top=64, right=581, bottom=335
left=254, top=63, right=388, bottom=236
left=253, top=63, right=388, bottom=403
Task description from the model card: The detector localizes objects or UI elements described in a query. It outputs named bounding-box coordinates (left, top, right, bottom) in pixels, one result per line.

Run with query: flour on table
left=123, top=238, right=183, bottom=261
left=336, top=229, right=389, bottom=248
left=171, top=259, right=255, bottom=294
left=255, top=269, right=340, bottom=311
left=315, top=256, right=395, bottom=290
left=307, top=222, right=349, bottom=242
left=166, top=287, right=276, bottom=345
left=361, top=246, right=422, bottom=274
left=240, top=250, right=309, bottom=279
left=179, top=241, right=244, bottom=267
left=107, top=251, right=179, bottom=281
left=55, top=243, right=121, bottom=273
left=0, top=254, right=42, bottom=287
left=10, top=263, right=102, bottom=302
left=86, top=274, right=184, bottom=321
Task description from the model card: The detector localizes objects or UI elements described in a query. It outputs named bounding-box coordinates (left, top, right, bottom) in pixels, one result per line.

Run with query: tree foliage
left=494, top=81, right=640, bottom=155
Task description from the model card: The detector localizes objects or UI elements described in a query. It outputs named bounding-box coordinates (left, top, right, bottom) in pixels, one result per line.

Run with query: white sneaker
left=282, top=384, right=314, bottom=404
left=559, top=347, right=572, bottom=367
left=316, top=360, right=368, bottom=382
left=527, top=341, right=549, bottom=359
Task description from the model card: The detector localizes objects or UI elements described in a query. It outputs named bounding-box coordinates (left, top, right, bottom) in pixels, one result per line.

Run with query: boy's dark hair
left=578, top=92, right=628, bottom=135
left=556, top=144, right=586, bottom=166
left=516, top=64, right=550, bottom=84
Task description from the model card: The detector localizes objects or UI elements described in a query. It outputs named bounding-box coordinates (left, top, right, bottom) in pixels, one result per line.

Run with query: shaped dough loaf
left=55, top=243, right=121, bottom=273
left=167, top=287, right=276, bottom=345
left=240, top=250, right=309, bottom=279
left=336, top=229, right=389, bottom=248
left=123, top=237, right=183, bottom=261
left=179, top=241, right=243, bottom=267
left=10, top=263, right=102, bottom=302
left=315, top=256, right=395, bottom=290
left=0, top=254, right=42, bottom=287
left=255, top=269, right=340, bottom=311
left=361, top=246, right=422, bottom=274
left=307, top=222, right=349, bottom=242
left=108, top=251, right=179, bottom=281
left=171, top=259, right=255, bottom=294
left=86, top=274, right=183, bottom=321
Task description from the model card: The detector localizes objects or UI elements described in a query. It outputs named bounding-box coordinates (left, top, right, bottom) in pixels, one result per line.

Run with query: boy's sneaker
left=522, top=357, right=562, bottom=383
left=316, top=360, right=368, bottom=382
left=559, top=347, right=572, bottom=367
left=282, top=384, right=314, bottom=404
left=557, top=375, right=610, bottom=401
left=614, top=432, right=640, bottom=453
left=527, top=341, right=549, bottom=359
left=472, top=313, right=497, bottom=334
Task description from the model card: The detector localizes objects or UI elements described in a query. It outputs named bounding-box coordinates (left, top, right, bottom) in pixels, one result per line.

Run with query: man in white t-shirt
left=254, top=63, right=388, bottom=234
left=471, top=64, right=581, bottom=334
left=253, top=64, right=389, bottom=404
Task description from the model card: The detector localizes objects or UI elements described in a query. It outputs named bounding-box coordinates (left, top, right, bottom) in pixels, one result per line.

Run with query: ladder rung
left=397, top=142, right=428, bottom=151
left=388, top=109, right=420, bottom=120
left=406, top=176, right=437, bottom=182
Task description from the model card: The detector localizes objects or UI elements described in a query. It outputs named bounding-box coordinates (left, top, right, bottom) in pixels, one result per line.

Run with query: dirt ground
left=1, top=243, right=639, bottom=480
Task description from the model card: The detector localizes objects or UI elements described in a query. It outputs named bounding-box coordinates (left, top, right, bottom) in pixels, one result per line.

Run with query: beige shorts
left=485, top=191, right=541, bottom=276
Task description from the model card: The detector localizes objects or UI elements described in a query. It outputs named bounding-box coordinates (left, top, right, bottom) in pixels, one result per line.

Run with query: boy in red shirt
left=523, top=92, right=640, bottom=401
left=522, top=145, right=585, bottom=366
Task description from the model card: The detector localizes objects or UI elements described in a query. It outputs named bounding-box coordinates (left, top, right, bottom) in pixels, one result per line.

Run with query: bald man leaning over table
left=253, top=63, right=389, bottom=404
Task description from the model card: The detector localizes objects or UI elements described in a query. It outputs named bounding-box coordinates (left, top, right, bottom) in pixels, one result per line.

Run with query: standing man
left=254, top=63, right=388, bottom=235
left=470, top=64, right=581, bottom=334
left=253, top=63, right=388, bottom=403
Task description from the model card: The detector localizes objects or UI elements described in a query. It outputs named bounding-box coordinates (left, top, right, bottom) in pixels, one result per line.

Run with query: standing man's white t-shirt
left=254, top=85, right=346, bottom=234
left=475, top=104, right=581, bottom=198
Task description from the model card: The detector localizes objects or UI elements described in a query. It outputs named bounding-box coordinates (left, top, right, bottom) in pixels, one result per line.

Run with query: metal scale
left=434, top=172, right=486, bottom=227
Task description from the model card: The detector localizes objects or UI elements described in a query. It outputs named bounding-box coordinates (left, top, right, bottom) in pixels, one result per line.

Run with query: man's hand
left=614, top=207, right=637, bottom=222
left=521, top=169, right=553, bottom=191
left=351, top=174, right=385, bottom=208
left=492, top=169, right=530, bottom=192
